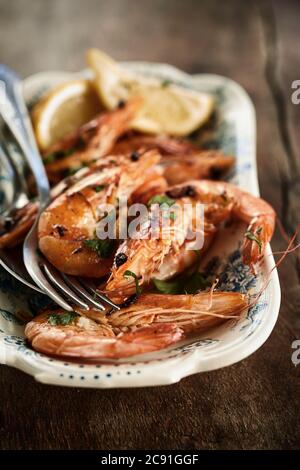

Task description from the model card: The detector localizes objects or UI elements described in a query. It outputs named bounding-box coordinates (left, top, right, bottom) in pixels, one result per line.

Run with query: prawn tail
left=242, top=214, right=275, bottom=268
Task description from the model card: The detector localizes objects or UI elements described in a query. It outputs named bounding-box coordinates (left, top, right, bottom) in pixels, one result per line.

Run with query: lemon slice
left=87, top=48, right=214, bottom=136
left=31, top=79, right=103, bottom=151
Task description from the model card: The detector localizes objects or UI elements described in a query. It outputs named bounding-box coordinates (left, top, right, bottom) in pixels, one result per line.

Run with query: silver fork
left=0, top=64, right=119, bottom=312
left=0, top=141, right=117, bottom=310
left=0, top=141, right=44, bottom=293
left=0, top=140, right=28, bottom=212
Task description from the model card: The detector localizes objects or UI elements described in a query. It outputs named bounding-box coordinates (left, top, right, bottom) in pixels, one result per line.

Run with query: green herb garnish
left=43, top=153, right=56, bottom=164
left=94, top=184, right=106, bottom=193
left=161, top=79, right=172, bottom=88
left=84, top=238, right=115, bottom=258
left=153, top=271, right=210, bottom=295
left=153, top=250, right=211, bottom=295
left=245, top=230, right=262, bottom=253
left=64, top=164, right=85, bottom=177
left=124, top=270, right=142, bottom=296
left=43, top=147, right=76, bottom=165
left=152, top=278, right=180, bottom=294
left=149, top=195, right=177, bottom=221
left=48, top=312, right=79, bottom=326
left=162, top=210, right=177, bottom=221
left=182, top=272, right=211, bottom=294
left=148, top=194, right=175, bottom=207
left=64, top=148, right=77, bottom=157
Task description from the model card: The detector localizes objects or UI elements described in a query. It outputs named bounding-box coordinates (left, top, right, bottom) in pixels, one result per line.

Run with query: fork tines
left=40, top=257, right=120, bottom=312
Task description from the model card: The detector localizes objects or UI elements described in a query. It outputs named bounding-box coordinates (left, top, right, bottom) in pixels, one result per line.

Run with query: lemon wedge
left=87, top=48, right=214, bottom=136
left=31, top=79, right=103, bottom=151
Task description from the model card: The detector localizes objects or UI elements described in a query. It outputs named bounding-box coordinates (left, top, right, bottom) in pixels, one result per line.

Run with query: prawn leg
left=109, top=291, right=248, bottom=333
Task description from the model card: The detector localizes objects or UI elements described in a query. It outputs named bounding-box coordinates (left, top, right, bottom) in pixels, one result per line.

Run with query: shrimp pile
left=0, top=96, right=276, bottom=360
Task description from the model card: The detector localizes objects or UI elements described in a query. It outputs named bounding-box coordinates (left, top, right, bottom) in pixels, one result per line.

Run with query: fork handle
left=0, top=64, right=50, bottom=207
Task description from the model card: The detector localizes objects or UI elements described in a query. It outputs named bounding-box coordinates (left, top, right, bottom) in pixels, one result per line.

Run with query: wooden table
left=0, top=0, right=299, bottom=450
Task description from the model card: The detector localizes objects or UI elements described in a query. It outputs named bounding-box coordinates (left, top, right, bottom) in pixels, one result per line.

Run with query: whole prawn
left=111, top=133, right=235, bottom=185
left=160, top=150, right=234, bottom=185
left=106, top=179, right=275, bottom=297
left=25, top=309, right=183, bottom=359
left=25, top=290, right=247, bottom=359
left=0, top=202, right=38, bottom=249
left=38, top=150, right=166, bottom=276
left=43, top=100, right=140, bottom=184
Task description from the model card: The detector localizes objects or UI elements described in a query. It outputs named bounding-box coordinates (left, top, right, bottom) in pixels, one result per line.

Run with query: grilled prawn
left=25, top=309, right=183, bottom=359
left=106, top=180, right=275, bottom=297
left=112, top=133, right=235, bottom=185
left=38, top=150, right=166, bottom=276
left=25, top=290, right=247, bottom=359
left=44, top=100, right=139, bottom=184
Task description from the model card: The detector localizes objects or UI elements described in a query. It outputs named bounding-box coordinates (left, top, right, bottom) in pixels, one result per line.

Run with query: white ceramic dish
left=0, top=62, right=280, bottom=388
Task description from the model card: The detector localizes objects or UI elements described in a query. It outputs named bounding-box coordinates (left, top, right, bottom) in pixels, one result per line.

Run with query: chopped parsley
left=93, top=184, right=106, bottom=193
left=63, top=162, right=89, bottom=177
left=124, top=270, right=142, bottom=296
left=43, top=147, right=77, bottom=165
left=84, top=238, right=115, bottom=258
left=43, top=153, right=56, bottom=164
left=153, top=251, right=211, bottom=295
left=153, top=272, right=210, bottom=295
left=63, top=166, right=83, bottom=177
left=245, top=230, right=262, bottom=253
left=48, top=312, right=79, bottom=326
left=162, top=210, right=177, bottom=221
left=161, top=79, right=172, bottom=88
left=149, top=194, right=177, bottom=221
left=182, top=272, right=211, bottom=294
left=152, top=278, right=180, bottom=295
left=148, top=194, right=175, bottom=208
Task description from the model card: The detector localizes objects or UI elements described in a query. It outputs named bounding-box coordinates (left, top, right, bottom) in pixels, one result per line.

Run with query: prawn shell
left=38, top=191, right=113, bottom=277
left=109, top=291, right=248, bottom=333
left=25, top=310, right=183, bottom=359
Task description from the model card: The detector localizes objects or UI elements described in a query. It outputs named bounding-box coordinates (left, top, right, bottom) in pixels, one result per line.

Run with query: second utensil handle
left=0, top=64, right=50, bottom=205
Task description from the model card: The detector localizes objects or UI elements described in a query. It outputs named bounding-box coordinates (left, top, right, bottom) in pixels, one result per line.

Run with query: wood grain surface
left=0, top=0, right=299, bottom=450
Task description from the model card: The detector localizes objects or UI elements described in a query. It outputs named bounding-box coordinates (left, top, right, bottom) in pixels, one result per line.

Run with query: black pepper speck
left=130, top=151, right=140, bottom=162
left=115, top=252, right=128, bottom=267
